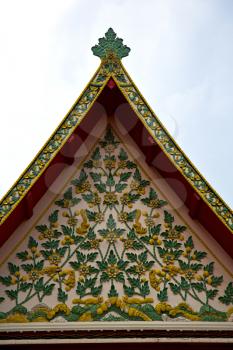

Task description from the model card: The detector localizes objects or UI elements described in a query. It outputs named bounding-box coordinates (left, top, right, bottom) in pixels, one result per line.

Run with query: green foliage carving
left=219, top=282, right=233, bottom=305
left=0, top=128, right=232, bottom=323
left=91, top=28, right=130, bottom=60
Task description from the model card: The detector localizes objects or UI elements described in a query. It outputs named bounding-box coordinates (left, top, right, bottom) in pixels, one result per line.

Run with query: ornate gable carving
left=0, top=128, right=232, bottom=323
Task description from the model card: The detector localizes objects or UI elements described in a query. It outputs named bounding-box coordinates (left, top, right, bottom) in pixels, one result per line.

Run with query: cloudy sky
left=0, top=0, right=232, bottom=207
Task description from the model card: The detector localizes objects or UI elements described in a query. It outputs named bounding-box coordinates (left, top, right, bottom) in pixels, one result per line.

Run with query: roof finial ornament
left=92, top=28, right=130, bottom=61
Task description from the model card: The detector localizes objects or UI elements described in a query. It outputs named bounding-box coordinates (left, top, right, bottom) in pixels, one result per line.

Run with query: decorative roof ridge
left=111, top=61, right=233, bottom=231
left=0, top=29, right=232, bottom=233
left=0, top=62, right=107, bottom=224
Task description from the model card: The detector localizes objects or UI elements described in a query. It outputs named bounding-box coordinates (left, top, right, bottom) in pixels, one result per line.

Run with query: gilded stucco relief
left=0, top=128, right=232, bottom=323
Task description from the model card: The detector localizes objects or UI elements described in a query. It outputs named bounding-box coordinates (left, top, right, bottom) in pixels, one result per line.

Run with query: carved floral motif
left=0, top=129, right=232, bottom=323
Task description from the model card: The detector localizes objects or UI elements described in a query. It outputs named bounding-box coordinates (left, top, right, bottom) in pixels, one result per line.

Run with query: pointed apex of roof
left=91, top=28, right=131, bottom=60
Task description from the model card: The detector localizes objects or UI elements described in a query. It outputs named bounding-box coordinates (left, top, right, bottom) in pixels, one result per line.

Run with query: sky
left=0, top=0, right=232, bottom=208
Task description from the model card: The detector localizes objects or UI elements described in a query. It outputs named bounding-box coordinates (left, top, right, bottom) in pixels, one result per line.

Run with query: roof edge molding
left=0, top=29, right=232, bottom=233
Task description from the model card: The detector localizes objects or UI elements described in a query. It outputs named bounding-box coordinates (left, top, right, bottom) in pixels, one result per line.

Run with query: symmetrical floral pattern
left=0, top=129, right=232, bottom=323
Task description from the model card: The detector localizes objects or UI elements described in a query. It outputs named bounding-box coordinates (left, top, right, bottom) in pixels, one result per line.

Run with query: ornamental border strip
left=0, top=64, right=110, bottom=225
left=111, top=63, right=233, bottom=232
left=0, top=58, right=232, bottom=232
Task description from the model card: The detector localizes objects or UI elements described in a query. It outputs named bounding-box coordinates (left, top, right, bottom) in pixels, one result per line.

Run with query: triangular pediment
left=0, top=57, right=232, bottom=236
left=0, top=127, right=232, bottom=324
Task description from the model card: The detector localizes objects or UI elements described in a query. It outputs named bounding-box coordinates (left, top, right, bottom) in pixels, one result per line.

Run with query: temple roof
left=0, top=28, right=232, bottom=251
left=0, top=29, right=233, bottom=346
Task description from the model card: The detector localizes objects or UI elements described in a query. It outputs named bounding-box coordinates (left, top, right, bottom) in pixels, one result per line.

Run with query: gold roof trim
left=0, top=49, right=232, bottom=233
